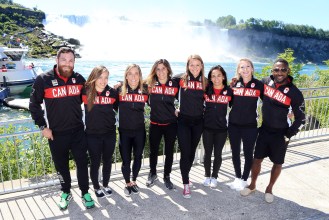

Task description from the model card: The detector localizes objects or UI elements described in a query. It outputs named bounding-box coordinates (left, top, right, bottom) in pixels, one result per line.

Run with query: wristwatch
left=40, top=125, right=47, bottom=131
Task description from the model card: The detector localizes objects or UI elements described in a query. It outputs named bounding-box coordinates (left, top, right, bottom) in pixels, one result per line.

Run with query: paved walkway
left=0, top=137, right=328, bottom=220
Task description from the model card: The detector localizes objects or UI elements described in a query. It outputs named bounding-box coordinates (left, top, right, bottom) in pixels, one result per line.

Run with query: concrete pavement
left=0, top=137, right=328, bottom=219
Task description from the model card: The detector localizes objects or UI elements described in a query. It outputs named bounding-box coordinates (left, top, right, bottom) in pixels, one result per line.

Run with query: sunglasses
left=272, top=68, right=288, bottom=73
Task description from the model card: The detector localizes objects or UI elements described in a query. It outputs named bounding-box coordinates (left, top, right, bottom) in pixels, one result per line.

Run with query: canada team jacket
left=118, top=85, right=148, bottom=131
left=173, top=73, right=205, bottom=121
left=229, top=76, right=264, bottom=128
left=29, top=65, right=85, bottom=133
left=262, top=75, right=305, bottom=138
left=82, top=85, right=118, bottom=135
left=204, top=86, right=233, bottom=131
left=148, top=78, right=179, bottom=124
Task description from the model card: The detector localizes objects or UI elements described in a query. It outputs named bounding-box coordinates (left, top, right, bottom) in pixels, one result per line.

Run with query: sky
left=12, top=0, right=329, bottom=31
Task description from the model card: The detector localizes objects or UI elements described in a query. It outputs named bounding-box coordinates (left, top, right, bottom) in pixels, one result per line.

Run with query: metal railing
left=0, top=87, right=328, bottom=195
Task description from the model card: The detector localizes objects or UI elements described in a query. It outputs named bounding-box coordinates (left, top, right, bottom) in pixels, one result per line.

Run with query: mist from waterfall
left=43, top=14, right=238, bottom=62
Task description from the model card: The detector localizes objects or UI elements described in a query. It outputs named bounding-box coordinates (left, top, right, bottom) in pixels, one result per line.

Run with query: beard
left=58, top=65, right=74, bottom=78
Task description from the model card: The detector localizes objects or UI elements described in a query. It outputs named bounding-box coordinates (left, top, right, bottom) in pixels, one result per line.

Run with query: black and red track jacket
left=228, top=76, right=264, bottom=128
left=262, top=75, right=305, bottom=138
left=204, top=85, right=233, bottom=131
left=148, top=78, right=179, bottom=125
left=118, top=85, right=148, bottom=131
left=29, top=65, right=85, bottom=134
left=82, top=85, right=118, bottom=135
left=173, top=73, right=205, bottom=121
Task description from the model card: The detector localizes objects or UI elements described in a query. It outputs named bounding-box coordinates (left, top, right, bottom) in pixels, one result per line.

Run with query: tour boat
left=0, top=46, right=37, bottom=95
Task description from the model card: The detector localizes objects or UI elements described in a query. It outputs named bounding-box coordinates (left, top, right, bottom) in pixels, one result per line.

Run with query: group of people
left=29, top=47, right=305, bottom=210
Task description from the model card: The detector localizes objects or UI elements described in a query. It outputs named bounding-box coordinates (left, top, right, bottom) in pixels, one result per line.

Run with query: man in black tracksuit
left=241, top=58, right=305, bottom=203
left=29, top=47, right=94, bottom=209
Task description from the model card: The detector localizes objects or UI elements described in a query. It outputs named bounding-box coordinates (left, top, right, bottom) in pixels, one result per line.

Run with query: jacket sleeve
left=113, top=89, right=119, bottom=112
left=286, top=90, right=306, bottom=138
left=29, top=75, right=47, bottom=128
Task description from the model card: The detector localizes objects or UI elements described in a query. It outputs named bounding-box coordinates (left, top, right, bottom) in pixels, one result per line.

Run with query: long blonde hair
left=145, top=59, right=173, bottom=88
left=235, top=58, right=254, bottom=79
left=85, top=65, right=109, bottom=111
left=181, top=54, right=206, bottom=91
left=120, top=64, right=144, bottom=96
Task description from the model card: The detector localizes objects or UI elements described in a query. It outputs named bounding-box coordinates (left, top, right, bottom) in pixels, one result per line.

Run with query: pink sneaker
left=183, top=184, right=191, bottom=198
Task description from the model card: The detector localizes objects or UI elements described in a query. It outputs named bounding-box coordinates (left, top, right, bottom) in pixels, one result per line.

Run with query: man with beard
left=29, top=47, right=95, bottom=210
left=240, top=58, right=305, bottom=203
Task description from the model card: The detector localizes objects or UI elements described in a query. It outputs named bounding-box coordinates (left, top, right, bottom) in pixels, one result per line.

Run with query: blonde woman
left=118, top=64, right=148, bottom=196
left=227, top=58, right=263, bottom=191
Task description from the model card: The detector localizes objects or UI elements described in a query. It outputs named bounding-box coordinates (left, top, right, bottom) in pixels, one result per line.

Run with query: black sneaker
left=124, top=186, right=132, bottom=197
left=146, top=173, right=158, bottom=187
left=102, top=187, right=112, bottom=197
left=131, top=184, right=140, bottom=194
left=164, top=176, right=174, bottom=190
left=95, top=189, right=105, bottom=198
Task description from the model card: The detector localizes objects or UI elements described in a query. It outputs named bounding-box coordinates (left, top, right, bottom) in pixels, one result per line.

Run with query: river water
left=0, top=58, right=327, bottom=122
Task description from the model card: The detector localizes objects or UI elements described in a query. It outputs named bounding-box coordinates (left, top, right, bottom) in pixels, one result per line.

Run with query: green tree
left=255, top=48, right=303, bottom=83
left=216, top=15, right=236, bottom=28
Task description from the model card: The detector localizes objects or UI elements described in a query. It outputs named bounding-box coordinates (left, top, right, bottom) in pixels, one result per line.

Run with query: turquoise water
left=1, top=59, right=327, bottom=121
left=27, top=59, right=328, bottom=84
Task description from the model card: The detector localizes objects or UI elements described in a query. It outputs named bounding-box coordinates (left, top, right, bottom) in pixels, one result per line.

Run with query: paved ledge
left=0, top=137, right=328, bottom=220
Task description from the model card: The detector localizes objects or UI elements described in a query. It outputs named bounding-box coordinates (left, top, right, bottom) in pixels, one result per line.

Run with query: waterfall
left=43, top=14, right=237, bottom=62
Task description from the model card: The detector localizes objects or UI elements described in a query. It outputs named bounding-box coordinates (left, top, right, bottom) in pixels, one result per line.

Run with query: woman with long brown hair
left=82, top=65, right=118, bottom=198
left=173, top=54, right=207, bottom=198
left=145, top=59, right=179, bottom=190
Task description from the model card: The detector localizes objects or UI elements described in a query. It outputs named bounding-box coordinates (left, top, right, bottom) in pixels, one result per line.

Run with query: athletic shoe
left=94, top=189, right=105, bottom=198
left=82, top=193, right=95, bottom=209
left=226, top=178, right=241, bottom=190
left=102, top=186, right=112, bottom=197
left=58, top=192, right=72, bottom=210
left=164, top=176, right=174, bottom=190
left=188, top=180, right=193, bottom=187
left=183, top=184, right=191, bottom=198
left=210, top=177, right=218, bottom=188
left=124, top=186, right=132, bottom=197
left=146, top=173, right=158, bottom=187
left=131, top=184, right=140, bottom=194
left=235, top=180, right=248, bottom=191
left=203, top=177, right=211, bottom=187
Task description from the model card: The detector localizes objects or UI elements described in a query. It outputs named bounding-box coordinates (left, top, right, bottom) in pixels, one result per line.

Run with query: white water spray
left=44, top=13, right=237, bottom=62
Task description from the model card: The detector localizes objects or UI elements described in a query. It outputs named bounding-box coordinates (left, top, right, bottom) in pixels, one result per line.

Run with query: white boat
left=0, top=46, right=37, bottom=95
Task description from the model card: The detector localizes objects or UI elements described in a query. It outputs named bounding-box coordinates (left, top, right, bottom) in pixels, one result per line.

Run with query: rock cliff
left=228, top=29, right=329, bottom=64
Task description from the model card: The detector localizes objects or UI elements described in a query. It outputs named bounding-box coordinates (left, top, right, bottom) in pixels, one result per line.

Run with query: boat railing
left=0, top=86, right=328, bottom=195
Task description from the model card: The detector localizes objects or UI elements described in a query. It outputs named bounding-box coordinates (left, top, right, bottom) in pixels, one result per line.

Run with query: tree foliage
left=212, top=15, right=329, bottom=40
left=254, top=48, right=303, bottom=82
left=216, top=15, right=236, bottom=28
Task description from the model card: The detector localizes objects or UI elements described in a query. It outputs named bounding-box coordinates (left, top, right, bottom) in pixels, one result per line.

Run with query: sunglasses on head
left=272, top=68, right=288, bottom=73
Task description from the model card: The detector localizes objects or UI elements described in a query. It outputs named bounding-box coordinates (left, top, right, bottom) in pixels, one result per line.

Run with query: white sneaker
left=226, top=178, right=241, bottom=190
left=235, top=180, right=248, bottom=191
left=210, top=178, right=218, bottom=188
left=203, top=177, right=211, bottom=187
